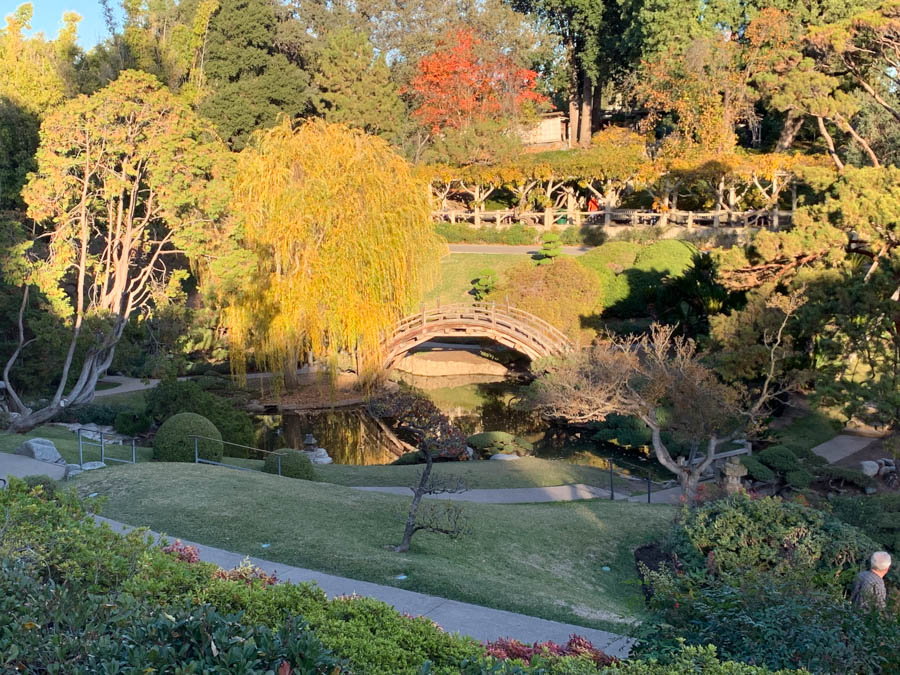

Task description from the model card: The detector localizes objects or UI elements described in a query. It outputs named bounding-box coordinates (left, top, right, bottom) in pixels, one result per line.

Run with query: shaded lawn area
left=0, top=425, right=153, bottom=464
left=424, top=253, right=526, bottom=305
left=316, top=457, right=639, bottom=492
left=75, top=463, right=673, bottom=632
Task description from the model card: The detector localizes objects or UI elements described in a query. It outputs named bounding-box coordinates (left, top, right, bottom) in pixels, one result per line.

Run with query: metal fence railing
left=77, top=428, right=137, bottom=466
left=190, top=435, right=287, bottom=475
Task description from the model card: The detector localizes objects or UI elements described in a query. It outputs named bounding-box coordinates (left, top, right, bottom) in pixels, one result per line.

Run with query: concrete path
left=353, top=483, right=633, bottom=503
left=448, top=244, right=592, bottom=256
left=0, top=452, right=66, bottom=481
left=810, top=434, right=875, bottom=463
left=93, top=515, right=635, bottom=657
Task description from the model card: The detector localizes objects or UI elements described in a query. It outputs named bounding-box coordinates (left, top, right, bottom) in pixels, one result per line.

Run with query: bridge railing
left=391, top=302, right=573, bottom=356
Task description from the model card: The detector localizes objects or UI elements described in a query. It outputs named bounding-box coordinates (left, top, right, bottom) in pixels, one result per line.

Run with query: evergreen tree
left=310, top=28, right=405, bottom=143
left=199, top=0, right=311, bottom=150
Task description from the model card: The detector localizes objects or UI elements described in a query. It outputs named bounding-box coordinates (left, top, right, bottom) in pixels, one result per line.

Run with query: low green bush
left=435, top=222, right=539, bottom=245
left=60, top=402, right=130, bottom=427
left=831, top=492, right=900, bottom=557
left=669, top=494, right=878, bottom=587
left=0, top=562, right=346, bottom=673
left=817, top=465, right=876, bottom=490
left=145, top=379, right=254, bottom=456
left=264, top=449, right=316, bottom=480
left=153, top=412, right=223, bottom=464
left=632, top=240, right=696, bottom=277
left=113, top=409, right=152, bottom=436
left=637, top=572, right=899, bottom=673
left=740, top=456, right=775, bottom=482
left=785, top=469, right=814, bottom=489
left=757, top=445, right=798, bottom=473
left=467, top=431, right=533, bottom=458
left=21, top=474, right=59, bottom=499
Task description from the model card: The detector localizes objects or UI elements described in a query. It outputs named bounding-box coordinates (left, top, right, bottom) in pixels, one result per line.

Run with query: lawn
left=75, top=462, right=673, bottom=632
left=424, top=253, right=527, bottom=305
left=0, top=425, right=153, bottom=465
left=316, top=457, right=639, bottom=491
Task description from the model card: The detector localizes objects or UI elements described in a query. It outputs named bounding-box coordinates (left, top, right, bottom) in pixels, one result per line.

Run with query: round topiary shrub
left=785, top=468, right=814, bottom=489
left=758, top=445, right=799, bottom=473
left=740, top=455, right=775, bottom=482
left=264, top=449, right=315, bottom=480
left=467, top=431, right=533, bottom=458
left=153, top=412, right=223, bottom=463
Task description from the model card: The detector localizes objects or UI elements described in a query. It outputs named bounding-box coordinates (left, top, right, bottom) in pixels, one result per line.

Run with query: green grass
left=424, top=253, right=526, bottom=305
left=75, top=462, right=673, bottom=632
left=770, top=409, right=843, bottom=453
left=94, top=389, right=148, bottom=409
left=0, top=425, right=153, bottom=464
left=317, top=457, right=637, bottom=491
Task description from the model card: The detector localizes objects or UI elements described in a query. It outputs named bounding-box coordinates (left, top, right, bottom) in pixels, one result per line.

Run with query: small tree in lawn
left=471, top=269, right=497, bottom=300
left=529, top=309, right=800, bottom=499
left=535, top=232, right=562, bottom=265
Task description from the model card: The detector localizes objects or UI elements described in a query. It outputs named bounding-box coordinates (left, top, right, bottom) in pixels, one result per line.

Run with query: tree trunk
left=394, top=448, right=434, bottom=553
left=591, top=81, right=604, bottom=131
left=579, top=73, right=593, bottom=147
left=775, top=111, right=804, bottom=152
left=567, top=42, right=579, bottom=149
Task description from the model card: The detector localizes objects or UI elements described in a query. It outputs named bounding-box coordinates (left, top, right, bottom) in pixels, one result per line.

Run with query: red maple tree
left=408, top=28, right=546, bottom=134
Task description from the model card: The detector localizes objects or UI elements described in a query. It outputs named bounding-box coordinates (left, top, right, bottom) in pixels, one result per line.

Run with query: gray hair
left=871, top=551, right=892, bottom=571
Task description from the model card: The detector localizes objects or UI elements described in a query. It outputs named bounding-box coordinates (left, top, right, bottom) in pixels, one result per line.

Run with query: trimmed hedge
left=153, top=412, right=223, bottom=463
left=740, top=456, right=775, bottom=482
left=467, top=431, right=533, bottom=458
left=757, top=446, right=798, bottom=473
left=264, top=449, right=316, bottom=480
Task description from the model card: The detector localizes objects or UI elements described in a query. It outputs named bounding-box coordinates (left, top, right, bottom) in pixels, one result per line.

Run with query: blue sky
left=8, top=0, right=119, bottom=48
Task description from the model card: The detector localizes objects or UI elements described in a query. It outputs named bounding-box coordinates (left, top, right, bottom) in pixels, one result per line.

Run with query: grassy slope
left=316, top=457, right=634, bottom=490
left=424, top=253, right=526, bottom=305
left=75, top=463, right=673, bottom=632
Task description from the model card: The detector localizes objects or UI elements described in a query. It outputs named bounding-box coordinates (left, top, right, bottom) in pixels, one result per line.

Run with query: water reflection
left=254, top=371, right=669, bottom=477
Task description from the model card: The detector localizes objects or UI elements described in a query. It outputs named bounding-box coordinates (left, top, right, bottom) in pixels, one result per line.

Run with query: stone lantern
left=721, top=456, right=748, bottom=495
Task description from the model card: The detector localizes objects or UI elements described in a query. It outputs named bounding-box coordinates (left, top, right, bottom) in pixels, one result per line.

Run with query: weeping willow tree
left=224, top=119, right=446, bottom=384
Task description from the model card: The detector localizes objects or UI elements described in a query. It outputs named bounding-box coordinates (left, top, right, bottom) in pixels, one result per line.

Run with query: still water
left=255, top=373, right=668, bottom=477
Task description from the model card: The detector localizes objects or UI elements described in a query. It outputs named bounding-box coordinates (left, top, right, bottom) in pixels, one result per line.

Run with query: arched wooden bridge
left=383, top=302, right=573, bottom=371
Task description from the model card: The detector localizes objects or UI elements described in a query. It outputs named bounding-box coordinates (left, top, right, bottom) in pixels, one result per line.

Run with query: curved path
left=93, top=515, right=635, bottom=656
left=448, top=244, right=592, bottom=256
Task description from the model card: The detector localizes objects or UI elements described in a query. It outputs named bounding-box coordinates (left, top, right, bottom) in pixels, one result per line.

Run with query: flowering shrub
left=212, top=557, right=278, bottom=586
left=483, top=635, right=617, bottom=667
left=162, top=539, right=200, bottom=563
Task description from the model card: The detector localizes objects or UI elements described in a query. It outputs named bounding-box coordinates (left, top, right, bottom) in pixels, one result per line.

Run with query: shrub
left=669, top=494, right=878, bottom=587
left=637, top=573, right=899, bottom=673
left=740, top=456, right=775, bottom=482
left=483, top=636, right=616, bottom=667
left=113, top=409, right=152, bottom=436
left=153, top=412, right=223, bottom=463
left=145, top=379, right=254, bottom=456
left=61, top=402, right=129, bottom=426
left=757, top=445, right=798, bottom=473
left=472, top=269, right=498, bottom=301
left=264, top=449, right=315, bottom=480
left=831, top=492, right=900, bottom=557
left=21, top=474, right=59, bottom=499
left=784, top=469, right=814, bottom=489
left=817, top=465, right=876, bottom=490
left=0, top=563, right=347, bottom=673
left=487, top=257, right=603, bottom=341
left=467, top=431, right=533, bottom=458
left=435, top=221, right=539, bottom=245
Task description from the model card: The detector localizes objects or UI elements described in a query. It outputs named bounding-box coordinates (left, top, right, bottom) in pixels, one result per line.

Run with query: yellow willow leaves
left=225, top=119, right=446, bottom=381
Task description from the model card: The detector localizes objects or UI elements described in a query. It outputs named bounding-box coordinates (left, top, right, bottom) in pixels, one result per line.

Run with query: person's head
left=871, top=551, right=892, bottom=577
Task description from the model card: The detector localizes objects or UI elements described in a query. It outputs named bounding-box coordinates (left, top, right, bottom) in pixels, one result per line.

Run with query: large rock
left=81, top=461, right=107, bottom=471
left=14, top=438, right=64, bottom=465
left=860, top=460, right=880, bottom=477
left=490, top=453, right=521, bottom=461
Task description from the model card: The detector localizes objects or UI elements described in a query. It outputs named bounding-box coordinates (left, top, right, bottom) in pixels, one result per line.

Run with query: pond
left=254, top=371, right=670, bottom=479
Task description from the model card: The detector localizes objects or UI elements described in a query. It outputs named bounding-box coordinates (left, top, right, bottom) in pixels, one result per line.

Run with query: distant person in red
left=587, top=196, right=600, bottom=212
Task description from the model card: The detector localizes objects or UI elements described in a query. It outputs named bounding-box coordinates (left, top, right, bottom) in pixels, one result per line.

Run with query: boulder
left=14, top=438, right=64, bottom=465
left=81, top=461, right=107, bottom=471
left=490, top=453, right=520, bottom=461
left=860, top=460, right=880, bottom=477
left=64, top=464, right=83, bottom=478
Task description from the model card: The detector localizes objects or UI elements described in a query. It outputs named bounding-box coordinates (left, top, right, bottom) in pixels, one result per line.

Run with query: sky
left=7, top=0, right=120, bottom=48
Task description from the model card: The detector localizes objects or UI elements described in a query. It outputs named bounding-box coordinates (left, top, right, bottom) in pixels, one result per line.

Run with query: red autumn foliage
left=162, top=539, right=200, bottom=564
left=408, top=27, right=546, bottom=133
left=483, top=635, right=617, bottom=666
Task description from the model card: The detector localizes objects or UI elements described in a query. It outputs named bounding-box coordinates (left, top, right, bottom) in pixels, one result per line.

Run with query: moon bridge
left=383, top=302, right=573, bottom=371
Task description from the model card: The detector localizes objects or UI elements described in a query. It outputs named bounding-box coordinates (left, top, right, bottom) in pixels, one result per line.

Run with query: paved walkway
left=353, top=483, right=633, bottom=503
left=448, top=244, right=592, bottom=256
left=0, top=452, right=66, bottom=481
left=93, top=515, right=635, bottom=657
left=810, top=434, right=876, bottom=463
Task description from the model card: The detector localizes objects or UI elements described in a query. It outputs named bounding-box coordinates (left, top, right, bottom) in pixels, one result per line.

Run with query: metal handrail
left=190, top=435, right=288, bottom=476
left=77, top=428, right=137, bottom=466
